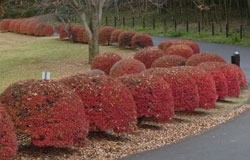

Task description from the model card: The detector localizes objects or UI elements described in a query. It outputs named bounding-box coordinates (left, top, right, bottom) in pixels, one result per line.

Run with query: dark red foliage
left=198, top=63, right=229, bottom=100
left=54, top=24, right=64, bottom=34
left=134, top=48, right=165, bottom=68
left=119, top=74, right=174, bottom=122
left=151, top=55, right=186, bottom=68
left=143, top=68, right=199, bottom=111
left=59, top=25, right=70, bottom=39
left=186, top=52, right=226, bottom=66
left=118, top=31, right=136, bottom=48
left=0, top=103, right=17, bottom=160
left=33, top=22, right=54, bottom=36
left=165, top=44, right=195, bottom=58
left=170, top=66, right=217, bottom=109
left=71, top=26, right=89, bottom=43
left=110, top=29, right=124, bottom=43
left=110, top=58, right=146, bottom=77
left=99, top=26, right=116, bottom=45
left=0, top=19, right=12, bottom=31
left=60, top=74, right=137, bottom=133
left=131, top=33, right=153, bottom=48
left=0, top=80, right=89, bottom=148
left=198, top=62, right=241, bottom=97
left=158, top=40, right=200, bottom=53
left=91, top=53, right=122, bottom=74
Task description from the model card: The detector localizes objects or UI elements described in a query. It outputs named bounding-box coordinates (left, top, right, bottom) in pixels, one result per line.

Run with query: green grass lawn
left=0, top=32, right=133, bottom=93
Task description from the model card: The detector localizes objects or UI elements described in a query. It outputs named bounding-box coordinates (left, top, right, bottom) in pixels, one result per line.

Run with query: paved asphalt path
left=121, top=37, right=250, bottom=160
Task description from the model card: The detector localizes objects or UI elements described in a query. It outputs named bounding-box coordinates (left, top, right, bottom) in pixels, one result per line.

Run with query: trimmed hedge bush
left=151, top=55, right=186, bottom=68
left=131, top=33, right=153, bottom=48
left=199, top=62, right=241, bottom=97
left=0, top=19, right=12, bottom=31
left=0, top=80, right=89, bottom=148
left=159, top=40, right=200, bottom=53
left=118, top=31, right=136, bottom=48
left=165, top=44, right=195, bottom=58
left=0, top=19, right=54, bottom=36
left=170, top=66, right=217, bottom=109
left=91, top=53, right=122, bottom=74
left=110, top=29, right=124, bottom=43
left=60, top=74, right=137, bottom=133
left=134, top=48, right=165, bottom=68
left=119, top=74, right=174, bottom=122
left=186, top=52, right=226, bottom=66
left=0, top=103, right=17, bottom=160
left=143, top=68, right=199, bottom=111
left=198, top=63, right=228, bottom=100
left=110, top=58, right=146, bottom=77
left=99, top=26, right=116, bottom=45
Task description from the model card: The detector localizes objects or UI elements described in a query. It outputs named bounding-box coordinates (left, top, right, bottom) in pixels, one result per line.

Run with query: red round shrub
left=134, top=48, right=165, bottom=68
left=159, top=40, right=200, bottom=53
left=19, top=19, right=31, bottom=34
left=110, top=29, right=124, bottom=43
left=26, top=21, right=40, bottom=35
left=59, top=25, right=71, bottom=39
left=199, top=62, right=241, bottom=97
left=0, top=19, right=12, bottom=31
left=118, top=31, right=136, bottom=48
left=186, top=52, right=226, bottom=66
left=170, top=66, right=217, bottom=109
left=131, top=33, right=153, bottom=48
left=110, top=58, right=146, bottom=77
left=197, top=63, right=228, bottom=100
left=99, top=26, right=116, bottom=45
left=165, top=44, right=194, bottom=58
left=143, top=68, right=199, bottom=111
left=60, top=74, right=137, bottom=133
left=8, top=19, right=19, bottom=32
left=119, top=74, right=174, bottom=122
left=55, top=24, right=64, bottom=34
left=0, top=103, right=17, bottom=160
left=151, top=55, right=186, bottom=68
left=73, top=26, right=89, bottom=43
left=0, top=80, right=89, bottom=147
left=91, top=53, right=122, bottom=74
left=33, top=22, right=54, bottom=36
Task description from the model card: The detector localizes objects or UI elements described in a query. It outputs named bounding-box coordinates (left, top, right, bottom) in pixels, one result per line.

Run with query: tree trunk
left=88, top=28, right=99, bottom=63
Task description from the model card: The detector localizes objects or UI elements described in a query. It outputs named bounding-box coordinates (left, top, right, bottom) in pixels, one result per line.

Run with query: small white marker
left=42, top=72, right=51, bottom=80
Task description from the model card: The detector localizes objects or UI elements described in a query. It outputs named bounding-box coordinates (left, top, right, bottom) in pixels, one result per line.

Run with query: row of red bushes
left=0, top=39, right=247, bottom=160
left=0, top=19, right=54, bottom=36
left=58, top=25, right=153, bottom=49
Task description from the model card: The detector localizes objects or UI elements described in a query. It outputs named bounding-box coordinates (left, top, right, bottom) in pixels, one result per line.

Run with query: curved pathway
left=121, top=37, right=250, bottom=160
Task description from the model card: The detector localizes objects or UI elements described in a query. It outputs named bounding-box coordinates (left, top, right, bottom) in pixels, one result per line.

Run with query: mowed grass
left=0, top=32, right=134, bottom=93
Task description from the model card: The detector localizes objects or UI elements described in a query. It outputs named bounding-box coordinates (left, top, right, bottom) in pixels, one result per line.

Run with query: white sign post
left=42, top=72, right=51, bottom=80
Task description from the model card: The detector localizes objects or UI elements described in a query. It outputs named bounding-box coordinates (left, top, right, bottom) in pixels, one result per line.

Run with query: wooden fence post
left=212, top=22, right=215, bottom=36
left=186, top=19, right=189, bottom=32
left=122, top=17, right=126, bottom=27
left=240, top=25, right=243, bottom=40
left=198, top=21, right=201, bottom=34
left=153, top=16, right=156, bottom=29
left=174, top=19, right=177, bottom=32
left=132, top=17, right=135, bottom=28
left=114, top=16, right=117, bottom=27
left=105, top=16, right=108, bottom=26
left=226, top=23, right=229, bottom=37
left=142, top=17, right=146, bottom=29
